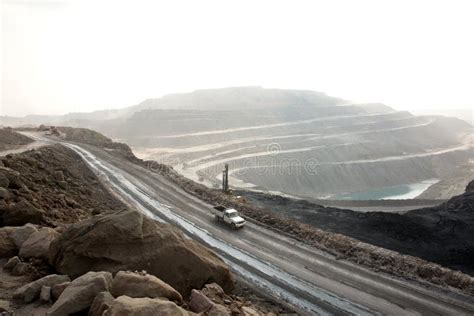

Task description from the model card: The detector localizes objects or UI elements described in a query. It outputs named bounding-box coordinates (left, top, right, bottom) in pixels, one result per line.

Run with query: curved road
left=23, top=132, right=474, bottom=315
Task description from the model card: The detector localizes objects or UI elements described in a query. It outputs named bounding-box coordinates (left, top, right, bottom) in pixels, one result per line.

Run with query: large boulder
left=13, top=274, right=70, bottom=303
left=47, top=271, right=113, bottom=316
left=49, top=210, right=233, bottom=296
left=2, top=200, right=43, bottom=226
left=111, top=271, right=182, bottom=302
left=104, top=296, right=192, bottom=316
left=19, top=227, right=59, bottom=260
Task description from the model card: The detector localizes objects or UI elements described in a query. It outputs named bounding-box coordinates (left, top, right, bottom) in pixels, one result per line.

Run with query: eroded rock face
left=49, top=210, right=233, bottom=296
left=104, top=296, right=192, bottom=316
left=47, top=271, right=113, bottom=316
left=111, top=271, right=182, bottom=302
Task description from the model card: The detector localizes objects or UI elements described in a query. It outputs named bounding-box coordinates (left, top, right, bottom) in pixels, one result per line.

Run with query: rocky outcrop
left=111, top=271, right=182, bottom=302
left=19, top=227, right=59, bottom=260
left=48, top=271, right=113, bottom=316
left=49, top=210, right=233, bottom=296
left=13, top=274, right=70, bottom=303
left=104, top=296, right=192, bottom=316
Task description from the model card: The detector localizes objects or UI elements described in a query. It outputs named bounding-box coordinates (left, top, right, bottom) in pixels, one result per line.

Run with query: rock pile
left=5, top=266, right=273, bottom=315
left=0, top=208, right=279, bottom=315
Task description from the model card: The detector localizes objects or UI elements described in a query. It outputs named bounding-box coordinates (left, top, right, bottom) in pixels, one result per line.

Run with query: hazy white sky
left=1, top=0, right=473, bottom=117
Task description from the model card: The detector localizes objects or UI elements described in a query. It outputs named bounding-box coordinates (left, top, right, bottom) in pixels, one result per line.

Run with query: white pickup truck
left=212, top=206, right=246, bottom=229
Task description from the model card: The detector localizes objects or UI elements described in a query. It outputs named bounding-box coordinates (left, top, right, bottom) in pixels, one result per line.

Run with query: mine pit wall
left=199, top=147, right=472, bottom=200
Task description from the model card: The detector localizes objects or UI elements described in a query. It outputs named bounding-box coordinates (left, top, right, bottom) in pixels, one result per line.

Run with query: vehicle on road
left=212, top=205, right=246, bottom=229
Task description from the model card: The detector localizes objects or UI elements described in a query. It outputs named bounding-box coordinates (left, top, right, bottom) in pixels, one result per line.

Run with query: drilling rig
left=222, top=163, right=229, bottom=193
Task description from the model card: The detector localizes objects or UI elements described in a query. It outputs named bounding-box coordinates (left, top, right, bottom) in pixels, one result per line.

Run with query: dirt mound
left=0, top=144, right=125, bottom=227
left=0, top=128, right=33, bottom=151
left=49, top=210, right=234, bottom=296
